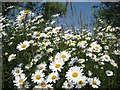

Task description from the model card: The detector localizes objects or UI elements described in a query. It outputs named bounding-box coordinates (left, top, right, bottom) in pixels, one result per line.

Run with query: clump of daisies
left=3, top=10, right=119, bottom=89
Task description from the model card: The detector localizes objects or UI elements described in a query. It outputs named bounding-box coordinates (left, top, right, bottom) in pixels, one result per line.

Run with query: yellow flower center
left=41, top=83, right=46, bottom=87
left=79, top=80, right=83, bottom=85
left=36, top=34, right=40, bottom=37
left=51, top=75, right=56, bottom=80
left=36, top=75, right=41, bottom=80
left=79, top=44, right=82, bottom=47
left=42, top=44, right=46, bottom=47
left=16, top=70, right=19, bottom=73
left=79, top=60, right=82, bottom=62
left=40, top=66, right=44, bottom=70
left=55, top=29, right=59, bottom=32
left=95, top=46, right=99, bottom=49
left=28, top=64, right=31, bottom=67
left=93, top=81, right=97, bottom=85
left=47, top=34, right=49, bottom=36
left=10, top=56, right=14, bottom=59
left=0, top=27, right=1, bottom=30
left=72, top=72, right=78, bottom=77
left=55, top=64, right=61, bottom=68
left=67, top=35, right=70, bottom=38
left=91, top=55, right=95, bottom=58
left=40, top=19, right=43, bottom=21
left=49, top=50, right=52, bottom=52
left=116, top=51, right=119, bottom=53
left=61, top=55, right=66, bottom=58
left=21, top=44, right=26, bottom=48
left=24, top=10, right=30, bottom=13
left=105, top=57, right=108, bottom=60
left=37, top=56, right=40, bottom=59
left=67, top=84, right=71, bottom=87
left=20, top=16, right=24, bottom=20
left=52, top=58, right=55, bottom=61
left=19, top=79, right=23, bottom=83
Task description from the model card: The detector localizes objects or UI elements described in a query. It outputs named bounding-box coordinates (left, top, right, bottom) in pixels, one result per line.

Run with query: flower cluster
left=2, top=10, right=120, bottom=89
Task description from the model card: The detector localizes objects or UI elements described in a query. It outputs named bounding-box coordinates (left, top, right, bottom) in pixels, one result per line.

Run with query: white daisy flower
left=88, top=77, right=101, bottom=88
left=52, top=26, right=61, bottom=33
left=62, top=81, right=74, bottom=89
left=47, top=72, right=59, bottom=83
left=55, top=51, right=71, bottom=61
left=16, top=15, right=24, bottom=21
left=49, top=60, right=64, bottom=72
left=32, top=31, right=44, bottom=39
left=101, top=54, right=110, bottom=62
left=106, top=70, right=113, bottom=76
left=63, top=34, right=73, bottom=40
left=18, top=81, right=30, bottom=89
left=53, top=14, right=60, bottom=17
left=25, top=62, right=33, bottom=69
left=8, top=54, right=16, bottom=62
left=44, top=27, right=52, bottom=31
left=31, top=70, right=45, bottom=84
left=36, top=63, right=47, bottom=71
left=75, top=76, right=88, bottom=88
left=13, top=73, right=27, bottom=87
left=51, top=21, right=55, bottom=24
left=65, top=66, right=83, bottom=83
left=34, top=54, right=42, bottom=60
left=88, top=70, right=93, bottom=76
left=114, top=49, right=120, bottom=55
left=47, top=48, right=54, bottom=53
left=17, top=41, right=30, bottom=51
left=12, top=67, right=23, bottom=76
left=78, top=59, right=85, bottom=63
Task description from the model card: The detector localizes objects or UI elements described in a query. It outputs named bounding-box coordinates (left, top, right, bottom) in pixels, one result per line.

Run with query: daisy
left=32, top=59, right=38, bottom=64
left=12, top=67, right=23, bottom=76
left=88, top=77, right=101, bottom=88
left=47, top=72, right=59, bottom=83
left=34, top=54, right=42, bottom=60
left=36, top=63, right=47, bottom=71
left=101, top=54, right=110, bottom=62
left=62, top=81, right=74, bottom=89
left=13, top=73, right=27, bottom=87
left=88, top=70, right=93, bottom=76
left=65, top=66, right=83, bottom=83
left=25, top=62, right=33, bottom=69
left=44, top=26, right=52, bottom=31
left=49, top=56, right=55, bottom=62
left=110, top=62, right=118, bottom=68
left=76, top=76, right=88, bottom=88
left=31, top=70, right=45, bottom=84
left=32, top=31, right=43, bottom=39
left=17, top=41, right=30, bottom=51
left=52, top=26, right=61, bottom=33
left=71, top=57, right=78, bottom=63
left=106, top=70, right=113, bottom=76
left=8, top=54, right=16, bottom=62
left=114, top=49, right=120, bottom=55
left=39, top=81, right=48, bottom=88
left=44, top=32, right=51, bottom=38
left=47, top=48, right=54, bottom=53
left=63, top=34, right=73, bottom=40
left=104, top=46, right=109, bottom=49
left=51, top=20, right=55, bottom=24
left=16, top=15, right=24, bottom=21
left=53, top=14, right=60, bottom=17
left=49, top=60, right=64, bottom=72
left=78, top=59, right=85, bottom=64
left=56, top=51, right=71, bottom=61
left=18, top=81, right=30, bottom=89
